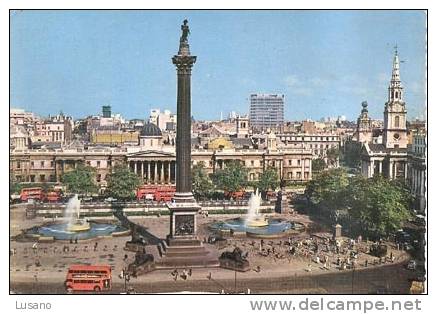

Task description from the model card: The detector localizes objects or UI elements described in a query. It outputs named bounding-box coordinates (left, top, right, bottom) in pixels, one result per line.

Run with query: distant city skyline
left=10, top=10, right=427, bottom=121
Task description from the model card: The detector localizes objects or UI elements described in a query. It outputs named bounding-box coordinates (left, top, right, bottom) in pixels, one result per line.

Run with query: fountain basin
left=245, top=217, right=269, bottom=228
left=210, top=217, right=304, bottom=238
left=24, top=221, right=129, bottom=241
left=66, top=219, right=91, bottom=232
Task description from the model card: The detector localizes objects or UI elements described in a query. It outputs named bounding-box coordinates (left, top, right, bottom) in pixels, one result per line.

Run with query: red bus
left=45, top=191, right=61, bottom=202
left=65, top=265, right=112, bottom=293
left=20, top=187, right=44, bottom=202
left=154, top=186, right=176, bottom=202
left=136, top=185, right=176, bottom=202
left=224, top=190, right=245, bottom=200
left=136, top=186, right=157, bottom=201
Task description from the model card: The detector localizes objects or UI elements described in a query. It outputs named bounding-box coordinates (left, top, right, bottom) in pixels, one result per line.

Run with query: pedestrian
left=188, top=268, right=192, bottom=276
left=365, top=259, right=368, bottom=267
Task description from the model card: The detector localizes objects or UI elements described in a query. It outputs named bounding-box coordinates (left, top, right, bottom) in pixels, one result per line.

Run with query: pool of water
left=210, top=217, right=300, bottom=235
left=26, top=222, right=128, bottom=240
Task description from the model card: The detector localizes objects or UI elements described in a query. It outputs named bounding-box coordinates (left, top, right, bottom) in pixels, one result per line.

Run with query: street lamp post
left=207, top=272, right=228, bottom=294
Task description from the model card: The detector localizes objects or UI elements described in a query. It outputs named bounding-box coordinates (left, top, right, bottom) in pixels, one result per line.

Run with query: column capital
left=172, top=55, right=197, bottom=74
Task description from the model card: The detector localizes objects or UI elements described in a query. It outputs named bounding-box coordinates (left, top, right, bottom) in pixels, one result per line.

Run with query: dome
left=140, top=123, right=162, bottom=137
left=208, top=137, right=233, bottom=150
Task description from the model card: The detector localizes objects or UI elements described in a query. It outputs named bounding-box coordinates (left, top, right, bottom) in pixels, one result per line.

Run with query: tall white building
left=249, top=94, right=284, bottom=130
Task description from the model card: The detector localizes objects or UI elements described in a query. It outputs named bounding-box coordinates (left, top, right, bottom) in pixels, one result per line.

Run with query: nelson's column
left=160, top=20, right=218, bottom=267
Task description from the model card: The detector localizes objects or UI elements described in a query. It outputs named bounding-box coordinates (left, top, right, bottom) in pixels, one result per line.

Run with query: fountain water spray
left=64, top=194, right=90, bottom=232
left=64, top=194, right=81, bottom=227
left=245, top=189, right=268, bottom=227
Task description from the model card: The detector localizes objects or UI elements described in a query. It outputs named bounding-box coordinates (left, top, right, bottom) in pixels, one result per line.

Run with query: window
left=97, top=174, right=101, bottom=182
left=50, top=161, right=54, bottom=167
left=49, top=175, right=56, bottom=182
left=30, top=175, right=35, bottom=182
left=30, top=161, right=34, bottom=167
left=40, top=174, right=45, bottom=182
left=288, top=160, right=292, bottom=166
left=97, top=161, right=101, bottom=168
left=251, top=160, right=255, bottom=166
left=40, top=161, right=44, bottom=167
left=395, top=116, right=400, bottom=128
left=296, top=172, right=301, bottom=179
left=297, top=160, right=301, bottom=166
left=17, top=161, right=21, bottom=169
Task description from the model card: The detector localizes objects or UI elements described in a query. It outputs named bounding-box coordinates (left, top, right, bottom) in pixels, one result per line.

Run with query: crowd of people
left=219, top=234, right=402, bottom=273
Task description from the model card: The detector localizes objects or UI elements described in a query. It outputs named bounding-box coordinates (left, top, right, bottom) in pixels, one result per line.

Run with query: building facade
left=361, top=49, right=408, bottom=180
left=356, top=101, right=373, bottom=143
left=10, top=145, right=312, bottom=188
left=277, top=133, right=340, bottom=159
left=249, top=94, right=284, bottom=130
left=407, top=133, right=426, bottom=212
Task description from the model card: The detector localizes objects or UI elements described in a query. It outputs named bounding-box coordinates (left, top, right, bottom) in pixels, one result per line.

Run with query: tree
left=312, top=158, right=327, bottom=173
left=347, top=175, right=412, bottom=238
left=341, top=141, right=362, bottom=169
left=105, top=164, right=141, bottom=200
left=212, top=160, right=248, bottom=195
left=9, top=174, right=20, bottom=196
left=192, top=162, right=214, bottom=200
left=257, top=166, right=279, bottom=197
left=326, top=147, right=340, bottom=167
left=61, top=164, right=98, bottom=196
left=304, top=168, right=349, bottom=211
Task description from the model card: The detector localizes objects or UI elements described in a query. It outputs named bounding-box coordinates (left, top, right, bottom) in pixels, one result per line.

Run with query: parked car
left=104, top=197, right=118, bottom=203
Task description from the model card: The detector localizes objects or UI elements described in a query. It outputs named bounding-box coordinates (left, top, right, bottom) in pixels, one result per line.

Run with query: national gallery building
left=10, top=123, right=313, bottom=189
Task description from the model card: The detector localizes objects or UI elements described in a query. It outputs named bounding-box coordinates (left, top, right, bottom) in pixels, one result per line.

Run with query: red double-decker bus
left=136, top=186, right=157, bottom=201
left=154, top=186, right=176, bottom=202
left=20, top=187, right=44, bottom=202
left=136, top=185, right=176, bottom=202
left=45, top=191, right=61, bottom=202
left=224, top=190, right=245, bottom=200
left=65, top=265, right=112, bottom=293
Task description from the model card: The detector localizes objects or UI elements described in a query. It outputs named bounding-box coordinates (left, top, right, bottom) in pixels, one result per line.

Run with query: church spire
left=388, top=46, right=403, bottom=102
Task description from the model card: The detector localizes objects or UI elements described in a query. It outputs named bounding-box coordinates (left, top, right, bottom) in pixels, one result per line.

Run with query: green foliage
left=212, top=160, right=248, bottom=194
left=341, top=141, right=362, bottom=169
left=312, top=158, right=327, bottom=173
left=257, top=166, right=279, bottom=194
left=61, top=164, right=98, bottom=195
left=326, top=147, right=340, bottom=166
left=192, top=162, right=215, bottom=200
left=304, top=168, right=349, bottom=210
left=10, top=174, right=20, bottom=195
left=106, top=164, right=141, bottom=200
left=348, top=175, right=412, bottom=237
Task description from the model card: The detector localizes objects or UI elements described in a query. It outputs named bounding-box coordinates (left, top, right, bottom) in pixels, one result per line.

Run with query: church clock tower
left=383, top=48, right=408, bottom=149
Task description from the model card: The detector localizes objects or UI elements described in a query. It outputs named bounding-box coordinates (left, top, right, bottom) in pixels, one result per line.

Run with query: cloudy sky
left=10, top=10, right=427, bottom=121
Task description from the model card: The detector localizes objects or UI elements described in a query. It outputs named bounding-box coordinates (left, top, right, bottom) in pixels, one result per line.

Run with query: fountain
left=65, top=194, right=91, bottom=232
left=245, top=189, right=268, bottom=228
left=22, top=195, right=130, bottom=241
left=209, top=189, right=305, bottom=238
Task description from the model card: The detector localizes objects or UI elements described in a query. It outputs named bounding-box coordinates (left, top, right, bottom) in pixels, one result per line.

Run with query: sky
left=10, top=10, right=427, bottom=121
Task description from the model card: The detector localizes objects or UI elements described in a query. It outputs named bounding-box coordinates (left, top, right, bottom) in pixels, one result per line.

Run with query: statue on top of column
left=180, top=19, right=190, bottom=43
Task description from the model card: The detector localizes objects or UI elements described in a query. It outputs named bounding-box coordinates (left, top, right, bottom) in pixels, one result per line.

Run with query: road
left=11, top=262, right=417, bottom=294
